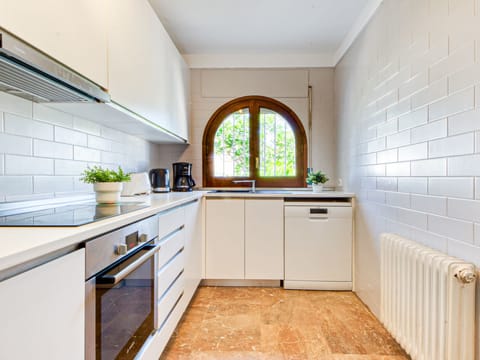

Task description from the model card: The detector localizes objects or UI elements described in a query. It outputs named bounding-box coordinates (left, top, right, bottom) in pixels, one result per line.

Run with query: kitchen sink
left=255, top=190, right=295, bottom=194
left=208, top=189, right=294, bottom=194
left=208, top=189, right=251, bottom=193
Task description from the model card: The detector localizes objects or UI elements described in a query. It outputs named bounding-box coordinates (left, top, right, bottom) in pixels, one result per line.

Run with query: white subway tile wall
left=5, top=113, right=54, bottom=140
left=0, top=92, right=150, bottom=202
left=335, top=0, right=480, bottom=343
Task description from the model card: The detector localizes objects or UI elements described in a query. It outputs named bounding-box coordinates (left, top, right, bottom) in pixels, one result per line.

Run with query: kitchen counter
left=0, top=192, right=204, bottom=277
left=0, top=189, right=354, bottom=278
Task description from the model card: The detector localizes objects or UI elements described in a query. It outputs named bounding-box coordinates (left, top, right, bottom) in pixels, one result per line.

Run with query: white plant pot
left=312, top=183, right=323, bottom=193
left=93, top=182, right=123, bottom=204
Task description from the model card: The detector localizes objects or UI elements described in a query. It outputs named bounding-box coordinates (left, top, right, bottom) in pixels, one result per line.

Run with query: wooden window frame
left=203, top=96, right=307, bottom=188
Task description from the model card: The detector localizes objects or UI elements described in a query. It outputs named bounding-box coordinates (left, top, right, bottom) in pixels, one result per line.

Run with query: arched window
left=203, top=96, right=307, bottom=187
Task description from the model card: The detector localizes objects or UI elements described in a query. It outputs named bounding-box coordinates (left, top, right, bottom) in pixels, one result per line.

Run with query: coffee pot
left=172, top=162, right=195, bottom=192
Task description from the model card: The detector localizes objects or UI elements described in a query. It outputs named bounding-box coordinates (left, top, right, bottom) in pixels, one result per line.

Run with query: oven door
left=86, top=240, right=160, bottom=360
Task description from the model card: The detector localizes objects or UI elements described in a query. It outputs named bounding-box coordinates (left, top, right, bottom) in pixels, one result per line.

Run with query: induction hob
left=0, top=202, right=149, bottom=227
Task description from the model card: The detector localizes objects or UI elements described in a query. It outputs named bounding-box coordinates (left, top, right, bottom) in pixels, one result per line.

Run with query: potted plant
left=81, top=166, right=131, bottom=204
left=306, top=170, right=329, bottom=193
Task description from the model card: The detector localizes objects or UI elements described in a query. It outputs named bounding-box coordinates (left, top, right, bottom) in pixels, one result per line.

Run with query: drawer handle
left=310, top=208, right=328, bottom=214
left=157, top=290, right=184, bottom=331
left=159, top=225, right=184, bottom=243
left=159, top=269, right=185, bottom=301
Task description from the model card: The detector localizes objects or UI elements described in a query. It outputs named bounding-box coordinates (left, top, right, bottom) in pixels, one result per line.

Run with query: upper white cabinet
left=0, top=249, right=85, bottom=360
left=0, top=0, right=108, bottom=88
left=107, top=0, right=190, bottom=141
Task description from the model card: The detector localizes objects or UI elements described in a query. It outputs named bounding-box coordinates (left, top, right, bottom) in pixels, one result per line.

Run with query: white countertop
left=0, top=189, right=354, bottom=276
left=204, top=189, right=355, bottom=198
left=0, top=192, right=203, bottom=275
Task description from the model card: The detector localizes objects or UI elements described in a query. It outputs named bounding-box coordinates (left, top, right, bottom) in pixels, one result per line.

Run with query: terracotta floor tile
left=160, top=287, right=410, bottom=360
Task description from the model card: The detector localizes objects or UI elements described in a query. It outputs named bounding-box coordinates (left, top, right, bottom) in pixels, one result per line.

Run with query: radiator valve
left=456, top=268, right=476, bottom=284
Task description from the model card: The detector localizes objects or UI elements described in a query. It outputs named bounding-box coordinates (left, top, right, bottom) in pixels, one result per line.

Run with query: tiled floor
left=160, top=287, right=409, bottom=360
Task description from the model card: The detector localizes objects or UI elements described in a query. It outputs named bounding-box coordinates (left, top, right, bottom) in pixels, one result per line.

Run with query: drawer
left=158, top=250, right=185, bottom=299
left=158, top=206, right=185, bottom=240
left=139, top=293, right=186, bottom=359
left=157, top=271, right=184, bottom=329
left=158, top=228, right=185, bottom=269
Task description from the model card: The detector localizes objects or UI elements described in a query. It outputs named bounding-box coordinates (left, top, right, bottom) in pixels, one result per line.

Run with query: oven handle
left=98, top=243, right=161, bottom=285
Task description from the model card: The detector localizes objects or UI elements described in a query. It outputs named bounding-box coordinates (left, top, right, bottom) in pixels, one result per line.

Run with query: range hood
left=0, top=29, right=110, bottom=103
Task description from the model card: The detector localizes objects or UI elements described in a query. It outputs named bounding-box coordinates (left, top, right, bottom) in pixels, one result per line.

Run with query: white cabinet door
left=205, top=199, right=244, bottom=279
left=0, top=249, right=85, bottom=360
left=163, top=39, right=190, bottom=139
left=107, top=0, right=189, bottom=141
left=0, top=0, right=108, bottom=88
left=245, top=199, right=284, bottom=279
left=184, top=199, right=202, bottom=300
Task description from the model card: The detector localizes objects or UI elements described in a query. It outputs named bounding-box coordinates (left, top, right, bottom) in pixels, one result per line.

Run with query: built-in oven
left=85, top=215, right=160, bottom=360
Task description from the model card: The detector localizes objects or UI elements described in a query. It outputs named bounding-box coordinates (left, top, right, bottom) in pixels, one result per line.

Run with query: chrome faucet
left=232, top=180, right=256, bottom=193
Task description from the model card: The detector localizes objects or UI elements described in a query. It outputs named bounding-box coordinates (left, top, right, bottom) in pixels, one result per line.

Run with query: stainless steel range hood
left=0, top=29, right=110, bottom=103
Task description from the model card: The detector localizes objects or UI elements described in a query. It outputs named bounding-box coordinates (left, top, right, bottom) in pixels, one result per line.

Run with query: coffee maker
left=172, top=162, right=196, bottom=192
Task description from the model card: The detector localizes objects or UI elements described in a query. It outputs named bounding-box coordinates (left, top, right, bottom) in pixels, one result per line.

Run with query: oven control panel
left=85, top=215, right=159, bottom=279
left=125, top=231, right=138, bottom=251
left=115, top=231, right=149, bottom=255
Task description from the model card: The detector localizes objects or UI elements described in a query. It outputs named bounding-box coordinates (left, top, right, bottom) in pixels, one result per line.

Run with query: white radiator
left=380, top=233, right=477, bottom=360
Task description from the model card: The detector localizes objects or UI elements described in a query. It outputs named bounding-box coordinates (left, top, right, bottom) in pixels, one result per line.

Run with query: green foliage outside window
left=214, top=110, right=250, bottom=177
left=213, top=108, right=296, bottom=178
left=259, top=110, right=296, bottom=177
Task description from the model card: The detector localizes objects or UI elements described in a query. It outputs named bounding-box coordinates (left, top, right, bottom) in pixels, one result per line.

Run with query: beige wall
left=151, top=68, right=336, bottom=187
left=335, top=0, right=480, bottom=353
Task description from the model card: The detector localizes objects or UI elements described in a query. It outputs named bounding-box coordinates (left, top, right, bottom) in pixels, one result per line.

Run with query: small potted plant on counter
left=81, top=166, right=131, bottom=204
left=306, top=170, right=329, bottom=193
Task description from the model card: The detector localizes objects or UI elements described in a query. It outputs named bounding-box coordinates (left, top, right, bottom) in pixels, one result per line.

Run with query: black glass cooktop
left=0, top=202, right=149, bottom=227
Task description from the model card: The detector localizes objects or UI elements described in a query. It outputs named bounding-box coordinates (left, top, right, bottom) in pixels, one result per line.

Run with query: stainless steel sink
left=208, top=189, right=294, bottom=194
left=208, top=189, right=251, bottom=193
left=255, top=190, right=294, bottom=194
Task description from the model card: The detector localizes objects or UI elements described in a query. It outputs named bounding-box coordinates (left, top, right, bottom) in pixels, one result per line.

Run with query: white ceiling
left=149, top=0, right=382, bottom=68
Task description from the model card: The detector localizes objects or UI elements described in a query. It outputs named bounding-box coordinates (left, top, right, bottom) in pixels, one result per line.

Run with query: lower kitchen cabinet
left=205, top=198, right=245, bottom=279
left=183, top=199, right=203, bottom=300
left=140, top=199, right=202, bottom=359
left=0, top=249, right=85, bottom=360
left=245, top=199, right=284, bottom=279
left=205, top=198, right=284, bottom=280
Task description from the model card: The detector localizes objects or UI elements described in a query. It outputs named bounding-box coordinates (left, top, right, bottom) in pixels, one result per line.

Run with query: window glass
left=213, top=108, right=250, bottom=177
left=259, top=108, right=296, bottom=177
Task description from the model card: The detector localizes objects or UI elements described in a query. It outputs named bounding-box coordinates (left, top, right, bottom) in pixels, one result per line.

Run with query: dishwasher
left=284, top=199, right=353, bottom=290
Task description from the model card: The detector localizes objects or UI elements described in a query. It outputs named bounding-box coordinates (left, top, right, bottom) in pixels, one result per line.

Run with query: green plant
left=306, top=170, right=329, bottom=185
left=80, top=166, right=131, bottom=184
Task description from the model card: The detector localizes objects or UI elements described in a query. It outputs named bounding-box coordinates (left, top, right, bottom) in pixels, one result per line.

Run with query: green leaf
left=80, top=166, right=131, bottom=184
